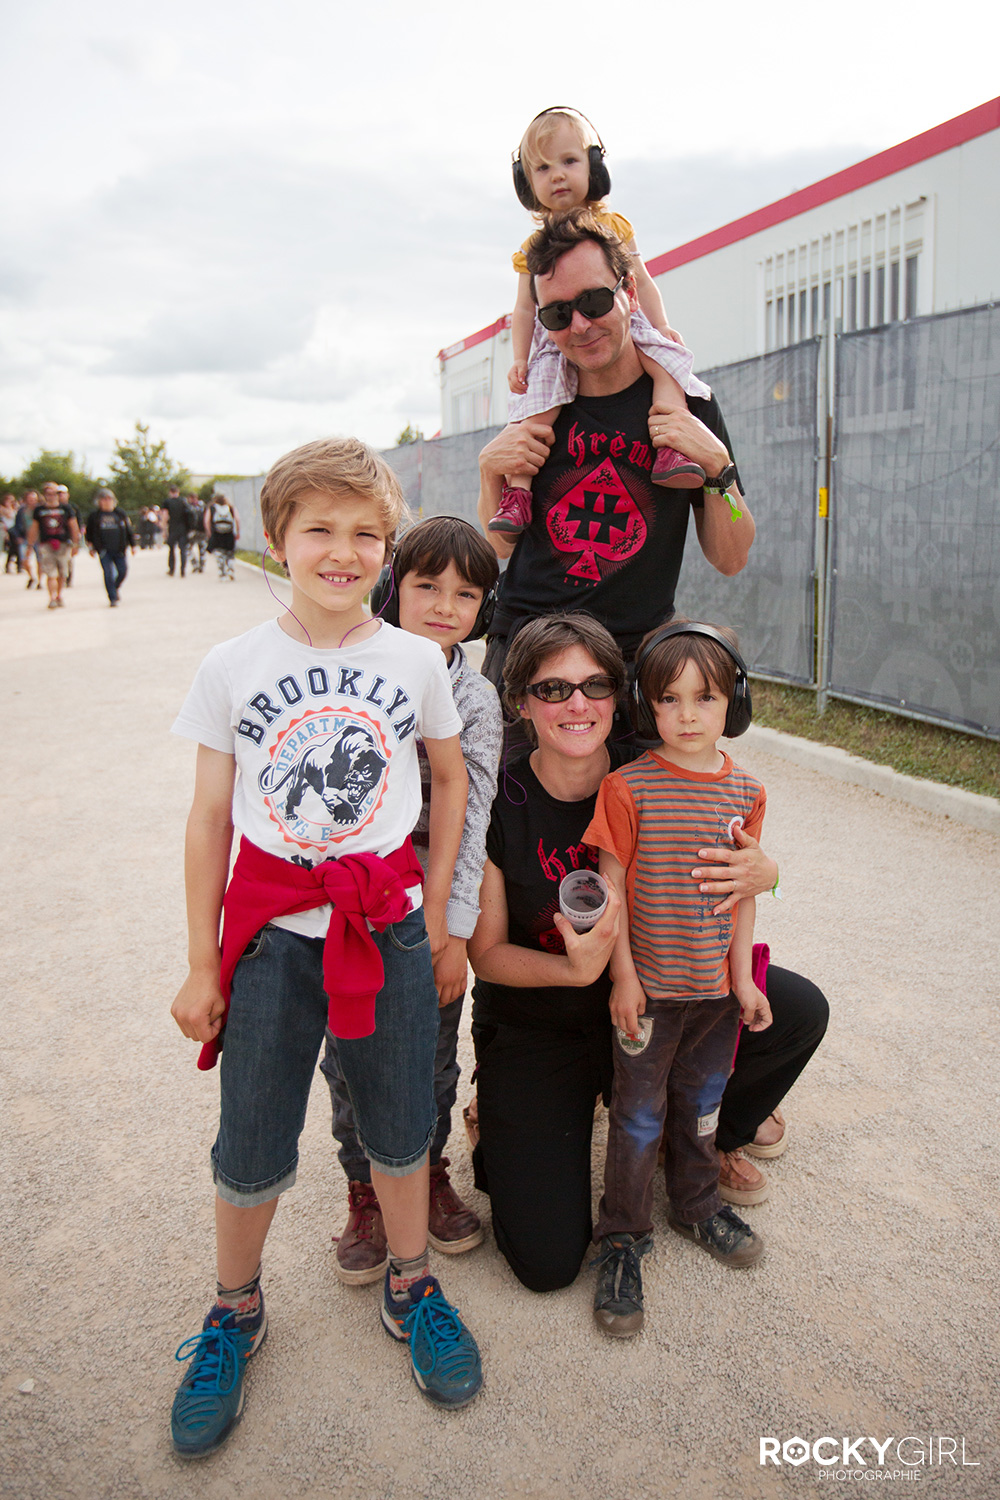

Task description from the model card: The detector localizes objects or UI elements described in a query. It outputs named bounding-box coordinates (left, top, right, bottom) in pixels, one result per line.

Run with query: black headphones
left=512, top=106, right=611, bottom=212
left=630, top=622, right=753, bottom=741
left=369, top=518, right=497, bottom=641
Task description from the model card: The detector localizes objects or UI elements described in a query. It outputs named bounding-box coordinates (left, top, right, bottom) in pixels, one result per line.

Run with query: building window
left=905, top=255, right=919, bottom=319
left=760, top=200, right=926, bottom=348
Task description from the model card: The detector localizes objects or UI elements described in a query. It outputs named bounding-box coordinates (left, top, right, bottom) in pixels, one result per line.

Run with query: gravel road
left=2, top=549, right=997, bottom=1500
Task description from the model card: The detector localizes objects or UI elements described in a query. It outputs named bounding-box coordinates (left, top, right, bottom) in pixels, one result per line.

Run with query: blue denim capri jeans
left=211, top=908, right=439, bottom=1206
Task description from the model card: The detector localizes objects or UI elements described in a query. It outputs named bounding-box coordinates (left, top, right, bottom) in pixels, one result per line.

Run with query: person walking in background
left=85, top=487, right=135, bottom=607
left=1, top=494, right=18, bottom=572
left=161, top=485, right=192, bottom=577
left=206, top=491, right=239, bottom=580
left=27, top=481, right=79, bottom=609
left=13, top=492, right=40, bottom=589
left=187, top=493, right=207, bottom=573
left=58, top=485, right=81, bottom=587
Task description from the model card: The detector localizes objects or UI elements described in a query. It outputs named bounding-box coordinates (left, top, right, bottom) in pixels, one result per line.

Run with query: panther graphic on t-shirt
left=257, top=710, right=390, bottom=849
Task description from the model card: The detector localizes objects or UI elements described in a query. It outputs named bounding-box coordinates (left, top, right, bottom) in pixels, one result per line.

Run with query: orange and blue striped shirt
left=584, top=751, right=765, bottom=1002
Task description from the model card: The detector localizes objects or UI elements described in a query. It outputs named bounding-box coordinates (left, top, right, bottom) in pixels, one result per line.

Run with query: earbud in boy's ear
left=630, top=622, right=753, bottom=741
left=512, top=106, right=611, bottom=210
left=369, top=561, right=400, bottom=626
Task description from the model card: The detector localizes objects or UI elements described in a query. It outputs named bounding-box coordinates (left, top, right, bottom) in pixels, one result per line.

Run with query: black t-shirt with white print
left=32, top=503, right=74, bottom=545
left=472, top=742, right=630, bottom=1033
left=493, top=375, right=741, bottom=658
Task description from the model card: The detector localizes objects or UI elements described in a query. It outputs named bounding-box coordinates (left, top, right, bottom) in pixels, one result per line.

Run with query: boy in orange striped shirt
left=584, top=621, right=772, bottom=1337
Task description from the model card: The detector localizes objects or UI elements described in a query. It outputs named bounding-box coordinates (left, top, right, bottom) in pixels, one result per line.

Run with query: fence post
left=816, top=329, right=836, bottom=715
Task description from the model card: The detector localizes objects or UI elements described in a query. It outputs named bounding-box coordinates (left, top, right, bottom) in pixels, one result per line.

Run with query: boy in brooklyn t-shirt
left=168, top=438, right=482, bottom=1458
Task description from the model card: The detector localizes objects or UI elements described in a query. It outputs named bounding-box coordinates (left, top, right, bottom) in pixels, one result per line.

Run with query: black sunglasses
left=537, top=276, right=625, bottom=332
left=525, top=675, right=618, bottom=703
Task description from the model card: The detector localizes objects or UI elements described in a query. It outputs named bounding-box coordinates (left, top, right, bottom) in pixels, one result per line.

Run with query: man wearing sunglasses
left=477, top=210, right=755, bottom=687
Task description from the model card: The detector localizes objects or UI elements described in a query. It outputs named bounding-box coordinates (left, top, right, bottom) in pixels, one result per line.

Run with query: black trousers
left=472, top=965, right=828, bottom=1292
left=472, top=1013, right=613, bottom=1294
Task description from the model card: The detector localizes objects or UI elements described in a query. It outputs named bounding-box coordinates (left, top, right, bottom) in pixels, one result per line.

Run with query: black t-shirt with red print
left=493, top=375, right=741, bottom=658
left=472, top=743, right=631, bottom=1033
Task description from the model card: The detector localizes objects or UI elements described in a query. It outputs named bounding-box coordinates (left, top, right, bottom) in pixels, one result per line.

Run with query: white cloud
left=1, top=0, right=997, bottom=478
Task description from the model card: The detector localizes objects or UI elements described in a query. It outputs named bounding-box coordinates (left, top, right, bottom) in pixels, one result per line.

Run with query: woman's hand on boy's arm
left=691, top=822, right=778, bottom=915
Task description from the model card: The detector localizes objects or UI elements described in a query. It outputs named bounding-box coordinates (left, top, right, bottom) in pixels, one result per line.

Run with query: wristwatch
left=704, top=462, right=737, bottom=493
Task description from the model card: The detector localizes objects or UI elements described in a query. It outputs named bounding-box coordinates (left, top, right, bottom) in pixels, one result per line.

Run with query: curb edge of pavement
left=741, top=724, right=1000, bottom=836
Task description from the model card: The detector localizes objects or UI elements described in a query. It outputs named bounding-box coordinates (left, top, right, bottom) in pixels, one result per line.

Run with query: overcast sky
left=2, top=0, right=998, bottom=481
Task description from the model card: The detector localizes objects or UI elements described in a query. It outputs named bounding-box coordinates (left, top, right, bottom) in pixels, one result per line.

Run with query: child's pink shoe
left=651, top=447, right=707, bottom=489
left=488, top=486, right=533, bottom=534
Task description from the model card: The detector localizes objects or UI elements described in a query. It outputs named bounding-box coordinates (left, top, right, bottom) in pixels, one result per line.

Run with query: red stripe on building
left=438, top=313, right=511, bottom=363
left=645, top=96, right=1000, bottom=277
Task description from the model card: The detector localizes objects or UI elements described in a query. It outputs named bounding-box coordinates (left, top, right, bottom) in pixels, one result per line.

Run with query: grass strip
left=751, top=679, right=999, bottom=801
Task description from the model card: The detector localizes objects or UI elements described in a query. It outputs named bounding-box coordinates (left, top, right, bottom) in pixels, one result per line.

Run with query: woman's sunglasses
left=537, top=276, right=625, bottom=332
left=525, top=675, right=619, bottom=703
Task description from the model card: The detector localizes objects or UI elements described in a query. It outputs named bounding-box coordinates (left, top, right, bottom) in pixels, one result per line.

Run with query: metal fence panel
left=224, top=476, right=266, bottom=552
left=674, top=342, right=819, bottom=685
left=830, top=305, right=1000, bottom=737
left=382, top=427, right=504, bottom=524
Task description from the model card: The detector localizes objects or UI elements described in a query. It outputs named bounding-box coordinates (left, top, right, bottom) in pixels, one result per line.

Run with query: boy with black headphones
left=583, top=619, right=772, bottom=1337
left=322, top=515, right=503, bottom=1283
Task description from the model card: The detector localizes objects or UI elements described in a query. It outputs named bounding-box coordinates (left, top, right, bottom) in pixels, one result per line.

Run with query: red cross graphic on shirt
left=547, top=460, right=647, bottom=583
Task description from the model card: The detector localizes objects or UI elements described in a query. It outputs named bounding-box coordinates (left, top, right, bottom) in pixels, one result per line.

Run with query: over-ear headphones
left=630, top=622, right=753, bottom=741
left=369, top=517, right=497, bottom=641
left=512, top=106, right=611, bottom=212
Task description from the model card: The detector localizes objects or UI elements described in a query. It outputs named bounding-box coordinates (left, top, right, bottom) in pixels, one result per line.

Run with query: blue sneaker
left=170, top=1295, right=268, bottom=1458
left=382, top=1273, right=483, bottom=1409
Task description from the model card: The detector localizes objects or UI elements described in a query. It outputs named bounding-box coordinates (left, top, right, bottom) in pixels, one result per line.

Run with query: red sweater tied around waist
left=197, top=835, right=424, bottom=1070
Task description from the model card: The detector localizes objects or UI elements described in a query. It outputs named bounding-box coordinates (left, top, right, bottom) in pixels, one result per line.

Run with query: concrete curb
left=742, top=723, right=1000, bottom=835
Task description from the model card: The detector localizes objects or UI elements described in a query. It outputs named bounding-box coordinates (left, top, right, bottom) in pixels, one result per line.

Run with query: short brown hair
left=636, top=617, right=740, bottom=705
left=259, top=437, right=408, bottom=552
left=502, top=612, right=625, bottom=740
left=525, top=207, right=633, bottom=303
left=394, top=515, right=499, bottom=595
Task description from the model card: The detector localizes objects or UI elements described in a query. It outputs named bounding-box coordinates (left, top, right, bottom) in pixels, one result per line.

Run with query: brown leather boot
left=717, top=1148, right=769, bottom=1206
left=428, top=1157, right=484, bottom=1254
left=333, top=1180, right=388, bottom=1284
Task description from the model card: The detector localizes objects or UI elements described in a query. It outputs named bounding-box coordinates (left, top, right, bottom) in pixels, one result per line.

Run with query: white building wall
left=439, top=114, right=1000, bottom=430
left=652, top=131, right=1000, bottom=369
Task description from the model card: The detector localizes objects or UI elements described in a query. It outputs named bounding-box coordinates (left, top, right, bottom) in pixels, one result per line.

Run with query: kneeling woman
left=468, top=613, right=827, bottom=1294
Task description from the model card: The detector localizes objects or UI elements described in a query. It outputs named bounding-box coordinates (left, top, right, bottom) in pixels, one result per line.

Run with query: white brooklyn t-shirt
left=172, top=618, right=462, bottom=938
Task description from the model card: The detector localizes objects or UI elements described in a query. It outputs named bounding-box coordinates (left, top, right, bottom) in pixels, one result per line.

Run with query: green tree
left=108, top=422, right=191, bottom=513
left=18, top=450, right=97, bottom=513
left=395, top=424, right=423, bottom=446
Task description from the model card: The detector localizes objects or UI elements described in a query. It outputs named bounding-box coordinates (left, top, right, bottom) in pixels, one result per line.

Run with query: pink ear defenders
left=630, top=622, right=753, bottom=740
left=511, top=105, right=611, bottom=211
